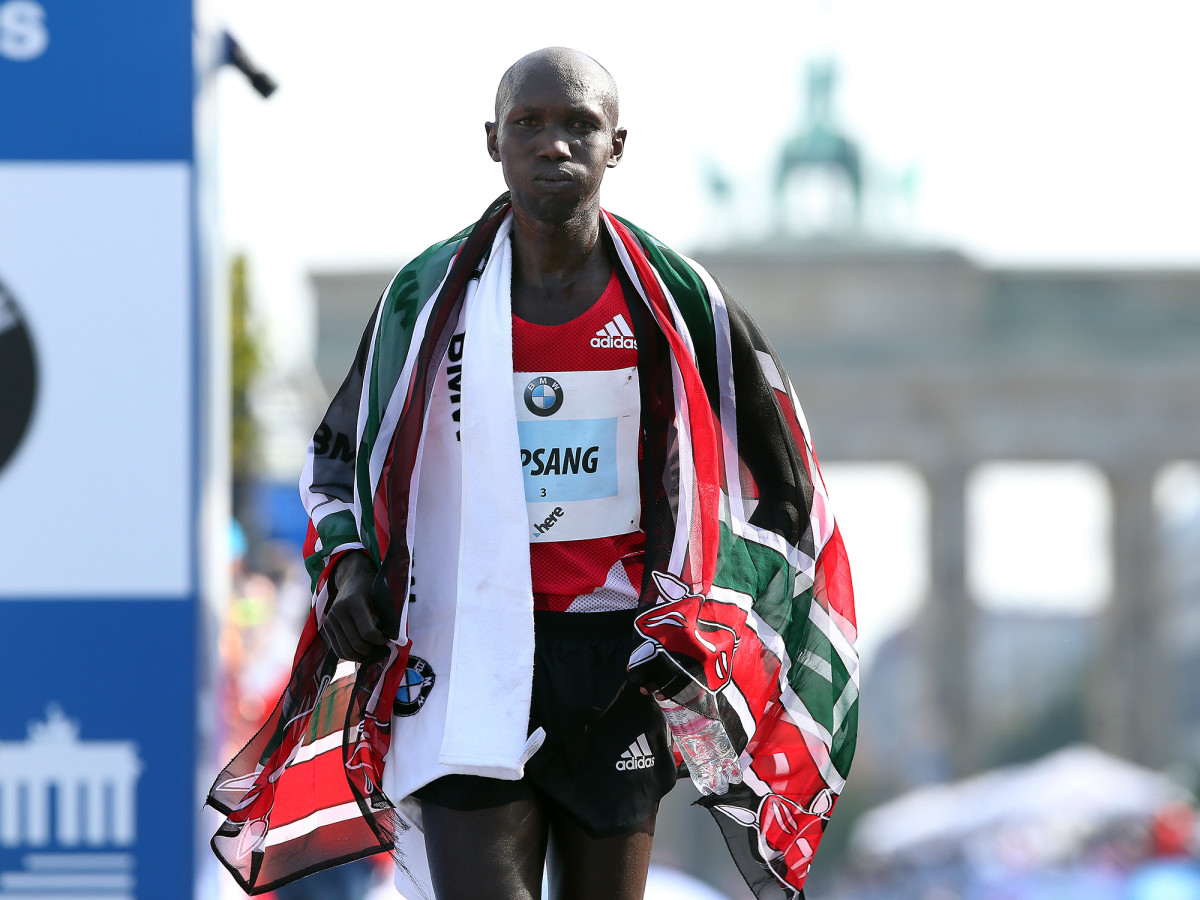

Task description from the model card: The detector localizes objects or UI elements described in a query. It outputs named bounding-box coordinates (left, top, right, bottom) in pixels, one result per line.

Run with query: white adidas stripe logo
left=590, top=314, right=637, bottom=349
left=615, top=733, right=655, bottom=770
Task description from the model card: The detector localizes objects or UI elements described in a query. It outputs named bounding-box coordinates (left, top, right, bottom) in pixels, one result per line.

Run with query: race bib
left=513, top=367, right=640, bottom=543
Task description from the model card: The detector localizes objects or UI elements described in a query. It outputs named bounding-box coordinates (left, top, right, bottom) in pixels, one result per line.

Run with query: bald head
left=494, top=47, right=619, bottom=128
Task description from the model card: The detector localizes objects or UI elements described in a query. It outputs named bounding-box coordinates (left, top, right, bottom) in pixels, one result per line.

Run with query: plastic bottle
left=655, top=681, right=743, bottom=795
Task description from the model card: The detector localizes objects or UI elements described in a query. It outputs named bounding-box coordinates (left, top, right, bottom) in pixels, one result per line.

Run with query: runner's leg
left=545, top=804, right=656, bottom=900
left=420, top=797, right=549, bottom=900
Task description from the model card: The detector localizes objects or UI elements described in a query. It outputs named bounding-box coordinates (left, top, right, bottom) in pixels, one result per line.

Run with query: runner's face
left=486, top=66, right=624, bottom=222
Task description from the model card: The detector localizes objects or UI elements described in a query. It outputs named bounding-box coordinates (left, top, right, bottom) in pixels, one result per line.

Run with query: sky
left=203, top=0, right=1200, bottom=667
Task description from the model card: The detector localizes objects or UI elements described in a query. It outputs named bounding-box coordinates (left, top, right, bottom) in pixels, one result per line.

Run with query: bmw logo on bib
left=393, top=656, right=436, bottom=716
left=524, top=376, right=563, bottom=417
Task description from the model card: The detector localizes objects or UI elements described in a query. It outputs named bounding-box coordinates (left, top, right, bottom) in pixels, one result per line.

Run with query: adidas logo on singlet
left=615, top=733, right=655, bottom=771
left=591, top=314, right=637, bottom=349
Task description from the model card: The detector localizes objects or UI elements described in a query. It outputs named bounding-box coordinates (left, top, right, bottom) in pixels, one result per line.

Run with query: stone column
left=922, top=463, right=976, bottom=777
left=1091, top=464, right=1168, bottom=766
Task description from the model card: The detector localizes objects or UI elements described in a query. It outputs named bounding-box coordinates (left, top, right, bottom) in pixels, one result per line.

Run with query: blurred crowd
left=828, top=766, right=1200, bottom=900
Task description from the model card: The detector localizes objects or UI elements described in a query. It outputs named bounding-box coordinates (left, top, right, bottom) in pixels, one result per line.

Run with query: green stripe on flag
left=305, top=676, right=356, bottom=744
left=788, top=627, right=834, bottom=727
left=828, top=650, right=858, bottom=768
left=833, top=694, right=858, bottom=771
left=714, top=523, right=857, bottom=758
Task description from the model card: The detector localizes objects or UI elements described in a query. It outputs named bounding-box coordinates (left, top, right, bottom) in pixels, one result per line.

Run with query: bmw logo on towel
left=524, top=376, right=563, bottom=417
left=0, top=277, right=37, bottom=476
left=393, top=656, right=436, bottom=716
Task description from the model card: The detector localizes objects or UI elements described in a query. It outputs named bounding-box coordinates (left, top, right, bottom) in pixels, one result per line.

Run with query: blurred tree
left=230, top=253, right=262, bottom=552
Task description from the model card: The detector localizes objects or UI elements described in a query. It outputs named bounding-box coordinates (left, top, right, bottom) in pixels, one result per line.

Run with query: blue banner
left=0, top=2, right=198, bottom=899
left=0, top=602, right=196, bottom=898
left=0, top=0, right=193, bottom=161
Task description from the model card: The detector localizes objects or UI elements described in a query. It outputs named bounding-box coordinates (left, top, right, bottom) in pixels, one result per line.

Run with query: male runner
left=209, top=47, right=857, bottom=900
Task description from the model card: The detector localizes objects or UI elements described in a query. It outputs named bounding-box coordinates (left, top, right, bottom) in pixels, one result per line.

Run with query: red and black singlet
left=511, top=270, right=645, bottom=612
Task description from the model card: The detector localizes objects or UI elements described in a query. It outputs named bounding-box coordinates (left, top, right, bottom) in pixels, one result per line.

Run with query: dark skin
left=319, top=48, right=655, bottom=900
left=486, top=51, right=626, bottom=326
left=321, top=549, right=384, bottom=662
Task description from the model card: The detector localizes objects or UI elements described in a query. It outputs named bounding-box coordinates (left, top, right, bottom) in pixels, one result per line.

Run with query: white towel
left=437, top=215, right=541, bottom=769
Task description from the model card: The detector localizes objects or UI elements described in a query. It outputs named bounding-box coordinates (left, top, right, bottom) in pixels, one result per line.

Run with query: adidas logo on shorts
left=615, top=733, right=655, bottom=771
left=591, top=314, right=637, bottom=349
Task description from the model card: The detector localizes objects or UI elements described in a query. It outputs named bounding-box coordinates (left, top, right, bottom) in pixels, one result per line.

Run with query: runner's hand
left=321, top=552, right=390, bottom=662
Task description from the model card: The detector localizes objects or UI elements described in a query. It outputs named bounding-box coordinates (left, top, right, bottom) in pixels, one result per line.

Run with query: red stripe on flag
left=606, top=214, right=722, bottom=592
left=374, top=436, right=396, bottom=561
left=815, top=524, right=856, bottom=630
left=269, top=748, right=355, bottom=828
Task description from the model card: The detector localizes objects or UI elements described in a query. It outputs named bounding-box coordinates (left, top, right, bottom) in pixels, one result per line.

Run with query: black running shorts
left=412, top=609, right=677, bottom=837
